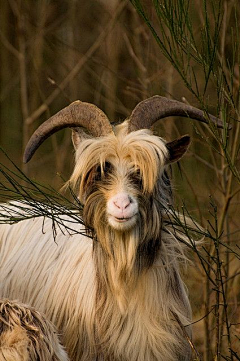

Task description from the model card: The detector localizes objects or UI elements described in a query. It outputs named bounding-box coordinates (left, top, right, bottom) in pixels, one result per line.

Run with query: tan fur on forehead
left=70, top=125, right=168, bottom=195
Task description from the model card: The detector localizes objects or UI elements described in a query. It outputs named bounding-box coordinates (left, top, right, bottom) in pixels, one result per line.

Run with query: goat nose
left=113, top=194, right=131, bottom=211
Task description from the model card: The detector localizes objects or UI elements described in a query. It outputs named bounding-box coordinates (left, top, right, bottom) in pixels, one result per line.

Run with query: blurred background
left=0, top=0, right=239, bottom=359
left=0, top=0, right=205, bottom=181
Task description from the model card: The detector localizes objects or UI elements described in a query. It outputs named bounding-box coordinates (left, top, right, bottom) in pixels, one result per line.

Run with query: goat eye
left=84, top=165, right=101, bottom=184
left=95, top=162, right=112, bottom=180
left=103, top=162, right=112, bottom=174
left=84, top=162, right=112, bottom=185
left=132, top=170, right=143, bottom=189
left=95, top=166, right=102, bottom=180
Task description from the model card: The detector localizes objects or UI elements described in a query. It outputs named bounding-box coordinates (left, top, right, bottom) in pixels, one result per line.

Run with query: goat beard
left=83, top=190, right=162, bottom=311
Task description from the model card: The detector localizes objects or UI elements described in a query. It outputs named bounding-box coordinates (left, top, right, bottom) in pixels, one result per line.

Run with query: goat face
left=70, top=125, right=176, bottom=235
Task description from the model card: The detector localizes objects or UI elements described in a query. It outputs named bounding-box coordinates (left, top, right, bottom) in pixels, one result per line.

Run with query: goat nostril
left=125, top=200, right=131, bottom=209
left=113, top=201, right=121, bottom=209
left=113, top=198, right=131, bottom=210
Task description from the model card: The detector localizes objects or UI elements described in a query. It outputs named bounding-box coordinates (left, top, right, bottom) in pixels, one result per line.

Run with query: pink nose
left=108, top=192, right=138, bottom=221
left=112, top=193, right=131, bottom=212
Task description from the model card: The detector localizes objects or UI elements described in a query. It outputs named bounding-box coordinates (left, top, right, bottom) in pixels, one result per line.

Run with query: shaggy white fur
left=0, top=299, right=69, bottom=360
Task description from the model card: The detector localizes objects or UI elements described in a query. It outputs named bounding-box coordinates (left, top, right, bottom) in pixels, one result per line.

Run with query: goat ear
left=166, top=135, right=191, bottom=163
left=71, top=128, right=88, bottom=150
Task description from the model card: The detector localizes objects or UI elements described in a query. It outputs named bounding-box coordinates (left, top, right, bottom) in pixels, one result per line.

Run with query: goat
left=0, top=299, right=69, bottom=361
left=0, top=96, right=222, bottom=360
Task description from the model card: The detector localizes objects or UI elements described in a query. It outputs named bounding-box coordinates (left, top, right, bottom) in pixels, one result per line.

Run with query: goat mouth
left=113, top=216, right=132, bottom=223
left=108, top=214, right=138, bottom=229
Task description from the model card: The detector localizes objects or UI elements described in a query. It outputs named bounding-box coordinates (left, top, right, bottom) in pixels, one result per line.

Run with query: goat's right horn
left=128, top=95, right=228, bottom=132
left=23, top=101, right=113, bottom=163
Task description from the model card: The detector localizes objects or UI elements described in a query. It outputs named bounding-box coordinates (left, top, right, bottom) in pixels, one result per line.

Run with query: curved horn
left=128, top=95, right=226, bottom=132
left=23, top=101, right=113, bottom=163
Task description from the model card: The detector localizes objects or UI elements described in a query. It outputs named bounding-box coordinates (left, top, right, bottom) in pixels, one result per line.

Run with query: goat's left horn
left=128, top=95, right=228, bottom=132
left=23, top=101, right=113, bottom=163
